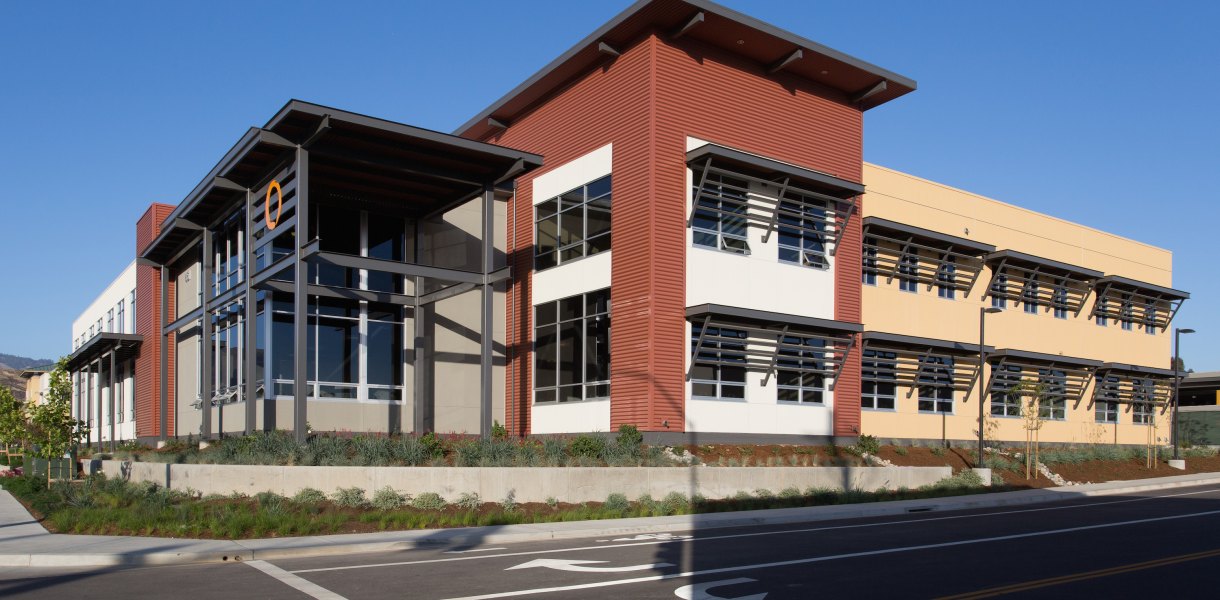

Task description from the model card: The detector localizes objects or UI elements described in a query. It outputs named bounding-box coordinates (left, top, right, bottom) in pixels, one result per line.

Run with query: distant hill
left=0, top=353, right=54, bottom=371
left=1, top=366, right=26, bottom=398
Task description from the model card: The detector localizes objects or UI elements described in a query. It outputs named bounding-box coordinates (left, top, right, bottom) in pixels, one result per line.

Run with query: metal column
left=244, top=189, right=258, bottom=434
left=94, top=359, right=102, bottom=453
left=159, top=265, right=169, bottom=441
left=200, top=228, right=213, bottom=439
left=479, top=183, right=494, bottom=439
left=293, top=147, right=310, bottom=443
left=109, top=351, right=116, bottom=451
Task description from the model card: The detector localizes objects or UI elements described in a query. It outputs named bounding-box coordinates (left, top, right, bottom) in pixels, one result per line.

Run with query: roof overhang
left=863, top=217, right=996, bottom=255
left=863, top=331, right=992, bottom=355
left=686, top=303, right=862, bottom=333
left=988, top=348, right=1103, bottom=369
left=1183, top=372, right=1220, bottom=388
left=65, top=333, right=143, bottom=372
left=141, top=100, right=544, bottom=265
left=18, top=366, right=53, bottom=378
left=687, top=143, right=864, bottom=197
left=1095, top=275, right=1189, bottom=301
left=985, top=249, right=1104, bottom=281
left=457, top=0, right=916, bottom=140
left=1097, top=362, right=1177, bottom=379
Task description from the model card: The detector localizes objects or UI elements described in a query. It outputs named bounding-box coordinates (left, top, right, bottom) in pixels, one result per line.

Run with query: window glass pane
left=315, top=317, right=358, bottom=384
left=558, top=320, right=582, bottom=386
left=559, top=296, right=583, bottom=322
left=537, top=199, right=558, bottom=220
left=585, top=315, right=610, bottom=382
left=586, top=205, right=611, bottom=239
left=559, top=384, right=582, bottom=403
left=586, top=176, right=611, bottom=200
left=536, top=216, right=559, bottom=254
left=534, top=325, right=558, bottom=388
left=535, top=302, right=557, bottom=327
left=367, top=321, right=403, bottom=387
left=587, top=232, right=611, bottom=256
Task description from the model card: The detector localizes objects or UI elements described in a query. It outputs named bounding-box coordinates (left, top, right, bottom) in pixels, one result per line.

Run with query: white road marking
left=507, top=558, right=673, bottom=573
left=290, top=487, right=1220, bottom=574
left=246, top=559, right=349, bottom=600
left=444, top=548, right=508, bottom=554
left=675, top=578, right=767, bottom=600
left=609, top=533, right=693, bottom=542
left=439, top=508, right=1220, bottom=599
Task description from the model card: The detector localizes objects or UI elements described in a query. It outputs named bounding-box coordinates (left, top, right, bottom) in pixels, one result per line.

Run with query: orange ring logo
left=265, top=180, right=282, bottom=230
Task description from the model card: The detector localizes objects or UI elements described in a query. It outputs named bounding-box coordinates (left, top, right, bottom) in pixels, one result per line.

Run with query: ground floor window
left=776, top=335, right=825, bottom=404
left=690, top=324, right=747, bottom=400
left=862, top=349, right=897, bottom=410
left=1132, top=402, right=1154, bottom=425
left=1095, top=400, right=1119, bottom=423
left=990, top=364, right=1023, bottom=417
left=534, top=288, right=610, bottom=404
left=917, top=356, right=954, bottom=413
left=1037, top=369, right=1067, bottom=420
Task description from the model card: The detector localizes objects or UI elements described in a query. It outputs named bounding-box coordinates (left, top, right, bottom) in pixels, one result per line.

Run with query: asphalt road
left=5, top=484, right=1220, bottom=599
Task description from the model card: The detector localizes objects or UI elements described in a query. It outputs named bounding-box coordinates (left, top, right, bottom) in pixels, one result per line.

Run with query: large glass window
left=366, top=303, right=404, bottom=401
left=899, top=253, right=919, bottom=293
left=313, top=205, right=361, bottom=289
left=690, top=325, right=747, bottom=400
left=863, top=237, right=878, bottom=285
left=777, top=193, right=827, bottom=269
left=1121, top=294, right=1134, bottom=331
left=918, top=356, right=954, bottom=413
left=312, top=298, right=359, bottom=399
left=1143, top=300, right=1157, bottom=335
left=776, top=336, right=825, bottom=404
left=212, top=210, right=245, bottom=296
left=862, top=349, right=897, bottom=410
left=937, top=256, right=956, bottom=299
left=1037, top=369, right=1067, bottom=420
left=692, top=173, right=750, bottom=255
left=1096, top=376, right=1119, bottom=423
left=1022, top=274, right=1039, bottom=314
left=990, top=364, right=1023, bottom=417
left=367, top=214, right=405, bottom=294
left=991, top=274, right=1008, bottom=309
left=535, top=176, right=612, bottom=271
left=1052, top=286, right=1069, bottom=319
left=534, top=288, right=610, bottom=403
left=1096, top=298, right=1108, bottom=326
left=1132, top=378, right=1154, bottom=424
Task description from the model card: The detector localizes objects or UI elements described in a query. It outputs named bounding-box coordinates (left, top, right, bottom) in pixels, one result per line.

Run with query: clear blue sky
left=1, top=0, right=1216, bottom=369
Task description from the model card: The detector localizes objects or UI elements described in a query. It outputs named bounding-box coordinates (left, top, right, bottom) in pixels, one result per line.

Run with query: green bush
left=419, top=432, right=445, bottom=460
left=661, top=492, right=689, bottom=515
left=412, top=492, right=447, bottom=511
left=922, top=469, right=984, bottom=491
left=371, top=486, right=408, bottom=510
left=332, top=487, right=367, bottom=508
left=352, top=435, right=394, bottom=466
left=604, top=493, right=629, bottom=514
left=855, top=434, right=881, bottom=455
left=568, top=435, right=606, bottom=459
left=491, top=420, right=508, bottom=440
left=779, top=486, right=802, bottom=499
left=616, top=424, right=643, bottom=452
left=501, top=490, right=518, bottom=512
left=292, top=488, right=327, bottom=504
left=542, top=438, right=566, bottom=466
left=456, top=492, right=482, bottom=510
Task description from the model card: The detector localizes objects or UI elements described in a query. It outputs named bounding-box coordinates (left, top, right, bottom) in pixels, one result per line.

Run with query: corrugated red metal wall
left=134, top=203, right=175, bottom=439
left=480, top=32, right=865, bottom=437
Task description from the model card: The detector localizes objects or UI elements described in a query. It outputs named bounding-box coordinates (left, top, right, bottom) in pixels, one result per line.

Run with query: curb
left=5, top=472, right=1220, bottom=568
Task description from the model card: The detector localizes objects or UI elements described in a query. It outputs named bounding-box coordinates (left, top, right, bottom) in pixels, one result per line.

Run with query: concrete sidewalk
left=4, top=472, right=1220, bottom=568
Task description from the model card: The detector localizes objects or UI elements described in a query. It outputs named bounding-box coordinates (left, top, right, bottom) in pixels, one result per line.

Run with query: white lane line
left=444, top=548, right=508, bottom=554
left=247, top=559, right=350, bottom=600
left=290, top=487, right=1220, bottom=574
left=440, top=508, right=1220, bottom=600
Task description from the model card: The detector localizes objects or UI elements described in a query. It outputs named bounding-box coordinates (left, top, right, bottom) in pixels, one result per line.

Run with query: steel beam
left=244, top=187, right=257, bottom=434
left=109, top=351, right=116, bottom=451
left=310, top=251, right=486, bottom=285
left=159, top=265, right=169, bottom=441
left=671, top=11, right=705, bottom=39
left=94, top=358, right=102, bottom=453
left=200, top=227, right=213, bottom=439
left=767, top=48, right=803, bottom=74
left=293, top=147, right=310, bottom=443
left=480, top=183, right=494, bottom=439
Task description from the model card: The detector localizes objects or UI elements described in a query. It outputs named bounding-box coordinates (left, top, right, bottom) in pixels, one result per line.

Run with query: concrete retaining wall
left=95, top=461, right=952, bottom=503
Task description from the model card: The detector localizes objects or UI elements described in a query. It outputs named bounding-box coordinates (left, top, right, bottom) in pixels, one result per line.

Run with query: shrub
left=491, top=420, right=508, bottom=440
left=545, top=496, right=559, bottom=508
left=568, top=435, right=606, bottom=459
left=542, top=438, right=567, bottom=466
left=661, top=492, right=689, bottom=515
left=754, top=488, right=774, bottom=500
left=894, top=446, right=909, bottom=456
left=779, top=486, right=802, bottom=500
left=922, top=469, right=984, bottom=491
left=636, top=494, right=658, bottom=514
left=412, top=492, right=447, bottom=510
left=616, top=424, right=643, bottom=452
left=332, top=487, right=367, bottom=508
left=931, top=446, right=946, bottom=457
left=501, top=490, right=518, bottom=512
left=293, top=488, right=327, bottom=504
left=393, top=436, right=433, bottom=466
left=419, top=432, right=445, bottom=460
left=371, top=486, right=408, bottom=510
left=604, top=493, right=629, bottom=514
left=456, top=492, right=482, bottom=510
left=855, top=434, right=881, bottom=455
left=352, top=435, right=394, bottom=466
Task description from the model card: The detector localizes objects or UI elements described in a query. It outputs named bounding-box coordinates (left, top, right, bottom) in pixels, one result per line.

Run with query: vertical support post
left=160, top=265, right=169, bottom=441
left=480, top=182, right=494, bottom=439
left=201, top=228, right=214, bottom=440
left=293, top=146, right=310, bottom=443
left=1173, top=329, right=1182, bottom=461
left=94, top=359, right=102, bottom=453
left=244, top=188, right=257, bottom=434
left=109, top=351, right=116, bottom=452
left=977, top=307, right=987, bottom=468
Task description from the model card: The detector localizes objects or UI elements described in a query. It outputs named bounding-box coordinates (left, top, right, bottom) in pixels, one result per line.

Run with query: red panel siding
left=478, top=35, right=654, bottom=434
left=479, top=32, right=866, bottom=438
left=134, top=203, right=175, bottom=439
left=652, top=37, right=864, bottom=438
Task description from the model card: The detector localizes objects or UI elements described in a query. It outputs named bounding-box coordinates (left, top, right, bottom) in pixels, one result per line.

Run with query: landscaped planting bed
left=1, top=470, right=992, bottom=539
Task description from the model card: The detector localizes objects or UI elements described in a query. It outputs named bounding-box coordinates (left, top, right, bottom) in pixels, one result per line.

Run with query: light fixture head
left=983, top=307, right=1003, bottom=314
left=1178, top=328, right=1196, bottom=334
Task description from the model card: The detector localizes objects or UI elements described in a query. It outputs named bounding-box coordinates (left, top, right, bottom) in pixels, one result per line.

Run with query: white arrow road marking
left=675, top=578, right=767, bottom=600
left=247, top=560, right=349, bottom=600
left=611, top=533, right=693, bottom=542
left=507, top=558, right=674, bottom=573
left=442, top=508, right=1220, bottom=599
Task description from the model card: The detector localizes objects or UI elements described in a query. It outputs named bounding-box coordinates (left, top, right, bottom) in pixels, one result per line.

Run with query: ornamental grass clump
left=603, top=493, right=630, bottom=515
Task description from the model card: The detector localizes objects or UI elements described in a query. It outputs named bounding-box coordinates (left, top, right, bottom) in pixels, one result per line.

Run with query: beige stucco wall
left=860, top=164, right=1175, bottom=446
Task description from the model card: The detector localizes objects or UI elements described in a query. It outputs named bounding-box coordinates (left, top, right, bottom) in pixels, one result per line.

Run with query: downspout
left=509, top=180, right=517, bottom=437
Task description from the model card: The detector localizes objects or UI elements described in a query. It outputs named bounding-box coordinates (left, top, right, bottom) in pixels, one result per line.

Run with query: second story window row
left=535, top=176, right=611, bottom=271
left=861, top=218, right=994, bottom=297
left=983, top=250, right=1101, bottom=317
left=1089, top=276, right=1189, bottom=334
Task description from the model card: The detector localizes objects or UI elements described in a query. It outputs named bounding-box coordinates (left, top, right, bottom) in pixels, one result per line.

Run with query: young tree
left=27, top=358, right=87, bottom=482
left=0, top=386, right=26, bottom=465
left=1018, top=381, right=1050, bottom=480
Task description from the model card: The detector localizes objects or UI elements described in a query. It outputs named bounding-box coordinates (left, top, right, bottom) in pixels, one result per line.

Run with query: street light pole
left=1172, top=327, right=1196, bottom=461
left=978, top=306, right=1002, bottom=468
